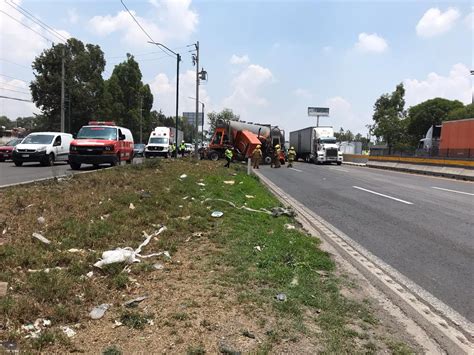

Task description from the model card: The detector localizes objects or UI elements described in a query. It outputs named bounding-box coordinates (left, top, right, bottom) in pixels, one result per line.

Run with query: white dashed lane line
left=353, top=186, right=414, bottom=205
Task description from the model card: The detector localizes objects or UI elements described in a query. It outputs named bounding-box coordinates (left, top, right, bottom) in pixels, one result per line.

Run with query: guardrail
left=368, top=155, right=474, bottom=168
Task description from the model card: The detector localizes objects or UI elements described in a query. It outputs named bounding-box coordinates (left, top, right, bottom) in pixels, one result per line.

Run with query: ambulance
left=144, top=127, right=183, bottom=158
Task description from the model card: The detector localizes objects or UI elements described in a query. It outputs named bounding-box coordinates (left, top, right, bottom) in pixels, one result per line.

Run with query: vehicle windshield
left=149, top=137, right=168, bottom=144
left=6, top=138, right=22, bottom=146
left=77, top=126, right=117, bottom=140
left=21, top=135, right=54, bottom=145
left=320, top=138, right=337, bottom=144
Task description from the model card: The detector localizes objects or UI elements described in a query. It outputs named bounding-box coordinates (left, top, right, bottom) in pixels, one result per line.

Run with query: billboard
left=183, top=112, right=204, bottom=126
left=308, top=107, right=329, bottom=117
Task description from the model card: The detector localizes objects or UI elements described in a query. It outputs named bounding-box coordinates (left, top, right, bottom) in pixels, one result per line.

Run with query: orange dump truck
left=439, top=118, right=474, bottom=158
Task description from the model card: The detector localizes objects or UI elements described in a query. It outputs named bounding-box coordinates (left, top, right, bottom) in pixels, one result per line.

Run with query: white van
left=12, top=132, right=73, bottom=166
left=145, top=127, right=183, bottom=158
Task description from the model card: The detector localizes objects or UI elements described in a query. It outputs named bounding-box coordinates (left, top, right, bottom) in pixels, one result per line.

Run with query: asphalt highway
left=259, top=163, right=474, bottom=322
left=0, top=158, right=144, bottom=187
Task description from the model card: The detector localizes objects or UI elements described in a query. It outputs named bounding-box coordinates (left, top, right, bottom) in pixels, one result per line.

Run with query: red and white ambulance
left=68, top=121, right=134, bottom=170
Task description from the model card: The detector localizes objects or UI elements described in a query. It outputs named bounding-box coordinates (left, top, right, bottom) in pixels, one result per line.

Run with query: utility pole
left=176, top=53, right=181, bottom=155
left=138, top=94, right=143, bottom=144
left=194, top=41, right=199, bottom=157
left=60, top=48, right=65, bottom=133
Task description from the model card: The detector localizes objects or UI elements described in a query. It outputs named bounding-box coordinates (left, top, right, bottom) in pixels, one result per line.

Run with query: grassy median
left=0, top=159, right=415, bottom=353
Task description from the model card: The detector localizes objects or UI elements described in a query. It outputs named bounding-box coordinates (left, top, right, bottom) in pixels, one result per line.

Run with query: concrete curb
left=254, top=170, right=473, bottom=354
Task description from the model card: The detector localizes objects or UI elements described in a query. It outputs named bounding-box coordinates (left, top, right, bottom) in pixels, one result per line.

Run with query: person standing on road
left=287, top=146, right=296, bottom=168
left=169, top=143, right=175, bottom=158
left=273, top=144, right=281, bottom=168
left=252, top=144, right=263, bottom=169
left=224, top=148, right=233, bottom=168
left=179, top=142, right=186, bottom=157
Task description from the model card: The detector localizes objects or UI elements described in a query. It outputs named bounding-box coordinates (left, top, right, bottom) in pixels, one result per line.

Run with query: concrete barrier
left=343, top=154, right=369, bottom=164
left=369, top=155, right=474, bottom=168
left=367, top=161, right=474, bottom=180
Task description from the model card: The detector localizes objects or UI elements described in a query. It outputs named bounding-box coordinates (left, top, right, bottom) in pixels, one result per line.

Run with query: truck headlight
left=37, top=146, right=47, bottom=152
left=70, top=145, right=77, bottom=151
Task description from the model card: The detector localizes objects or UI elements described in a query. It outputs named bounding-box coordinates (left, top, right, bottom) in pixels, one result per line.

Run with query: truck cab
left=69, top=121, right=134, bottom=170
left=315, top=136, right=343, bottom=165
left=144, top=127, right=182, bottom=158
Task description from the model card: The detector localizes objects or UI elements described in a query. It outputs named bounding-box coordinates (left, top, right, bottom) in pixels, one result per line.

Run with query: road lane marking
left=352, top=186, right=414, bottom=205
left=431, top=186, right=474, bottom=196
left=329, top=167, right=350, bottom=172
left=289, top=168, right=303, bottom=172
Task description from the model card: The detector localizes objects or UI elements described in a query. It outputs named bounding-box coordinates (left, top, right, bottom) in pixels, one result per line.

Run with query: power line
left=0, top=81, right=29, bottom=91
left=0, top=87, right=31, bottom=95
left=0, top=95, right=32, bottom=102
left=5, top=0, right=67, bottom=43
left=120, top=0, right=173, bottom=59
left=0, top=10, right=53, bottom=43
left=0, top=58, right=31, bottom=70
left=0, top=74, right=29, bottom=83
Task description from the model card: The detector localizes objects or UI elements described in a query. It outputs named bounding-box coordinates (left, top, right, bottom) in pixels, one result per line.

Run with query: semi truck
left=439, top=118, right=474, bottom=158
left=144, top=127, right=183, bottom=158
left=204, top=120, right=285, bottom=163
left=289, top=126, right=343, bottom=165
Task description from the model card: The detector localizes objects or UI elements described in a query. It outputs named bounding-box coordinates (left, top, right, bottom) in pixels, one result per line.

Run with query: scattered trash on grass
left=202, top=198, right=272, bottom=215
left=223, top=180, right=235, bottom=185
left=254, top=245, right=262, bottom=252
left=275, top=293, right=287, bottom=302
left=67, top=248, right=85, bottom=253
left=179, top=174, right=187, bottom=179
left=182, top=196, right=189, bottom=200
left=0, top=282, right=8, bottom=297
left=138, top=190, right=152, bottom=199
left=290, top=275, right=299, bottom=287
left=32, top=232, right=51, bottom=244
left=245, top=195, right=255, bottom=199
left=61, top=326, right=76, bottom=338
left=271, top=207, right=295, bottom=217
left=242, top=330, right=256, bottom=339
left=153, top=263, right=164, bottom=270
left=0, top=341, right=17, bottom=351
left=86, top=271, right=94, bottom=278
left=113, top=320, right=123, bottom=328
left=123, top=296, right=148, bottom=308
left=27, top=267, right=64, bottom=273
left=90, top=304, right=111, bottom=320
left=185, top=232, right=203, bottom=242
left=21, top=318, right=51, bottom=339
left=179, top=215, right=191, bottom=220
left=211, top=211, right=224, bottom=218
left=197, top=182, right=206, bottom=186
left=129, top=203, right=136, bottom=210
left=100, top=214, right=110, bottom=220
left=2, top=228, right=6, bottom=235
left=37, top=216, right=45, bottom=224
left=284, top=224, right=296, bottom=230
left=94, top=226, right=168, bottom=268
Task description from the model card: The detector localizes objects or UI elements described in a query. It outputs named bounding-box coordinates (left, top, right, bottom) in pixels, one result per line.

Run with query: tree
left=30, top=38, right=106, bottom=133
left=334, top=128, right=355, bottom=142
left=103, top=54, right=153, bottom=142
left=369, top=83, right=407, bottom=153
left=207, top=108, right=240, bottom=133
left=406, top=98, right=463, bottom=143
left=446, top=103, right=474, bottom=121
left=0, top=116, right=14, bottom=130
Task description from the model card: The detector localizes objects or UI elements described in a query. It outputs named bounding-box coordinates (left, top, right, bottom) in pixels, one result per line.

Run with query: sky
left=0, top=0, right=472, bottom=136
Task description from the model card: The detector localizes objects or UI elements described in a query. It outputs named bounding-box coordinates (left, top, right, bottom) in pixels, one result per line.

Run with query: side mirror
left=119, top=134, right=126, bottom=141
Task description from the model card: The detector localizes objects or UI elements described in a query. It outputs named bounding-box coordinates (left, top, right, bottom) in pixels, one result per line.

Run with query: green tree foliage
left=207, top=108, right=240, bottom=133
left=334, top=128, right=354, bottom=142
left=446, top=103, right=474, bottom=121
left=369, top=83, right=407, bottom=152
left=406, top=98, right=464, bottom=143
left=102, top=54, right=153, bottom=142
left=0, top=116, right=14, bottom=130
left=30, top=38, right=106, bottom=133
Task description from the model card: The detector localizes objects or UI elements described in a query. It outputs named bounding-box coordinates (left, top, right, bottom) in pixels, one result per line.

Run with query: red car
left=0, top=138, right=23, bottom=162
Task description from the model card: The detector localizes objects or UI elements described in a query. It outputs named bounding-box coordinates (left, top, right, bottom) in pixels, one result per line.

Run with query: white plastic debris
left=290, top=275, right=299, bottom=287
left=223, top=180, right=235, bottom=185
left=254, top=245, right=262, bottom=252
left=37, top=217, right=45, bottom=224
left=100, top=214, right=110, bottom=220
left=275, top=293, right=287, bottom=302
left=179, top=174, right=187, bottom=179
left=182, top=196, right=189, bottom=200
left=61, top=326, right=76, bottom=338
left=86, top=271, right=94, bottom=278
left=90, top=304, right=111, bottom=320
left=123, top=296, right=148, bottom=307
left=2, top=228, right=6, bottom=235
left=197, top=182, right=206, bottom=186
left=67, top=248, right=85, bottom=253
left=245, top=195, right=255, bottom=199
left=93, top=226, right=168, bottom=268
left=113, top=320, right=123, bottom=328
left=153, top=263, right=164, bottom=270
left=32, top=232, right=51, bottom=244
left=129, top=203, right=135, bottom=210
left=211, top=211, right=223, bottom=218
left=284, top=224, right=296, bottom=230
left=179, top=216, right=191, bottom=220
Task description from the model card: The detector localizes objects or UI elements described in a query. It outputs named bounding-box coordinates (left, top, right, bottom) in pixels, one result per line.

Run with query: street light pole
left=148, top=41, right=181, bottom=156
left=194, top=41, right=199, bottom=157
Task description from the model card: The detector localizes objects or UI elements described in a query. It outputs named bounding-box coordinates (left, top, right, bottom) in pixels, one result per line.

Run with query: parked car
left=184, top=143, right=193, bottom=153
left=12, top=132, right=73, bottom=166
left=133, top=143, right=146, bottom=157
left=0, top=138, right=23, bottom=162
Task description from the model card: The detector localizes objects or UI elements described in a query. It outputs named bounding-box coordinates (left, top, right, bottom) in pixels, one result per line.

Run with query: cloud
left=149, top=70, right=211, bottom=118
left=416, top=8, right=460, bottom=38
left=293, top=88, right=312, bottom=99
left=322, top=46, right=333, bottom=54
left=0, top=77, right=39, bottom=119
left=88, top=0, right=198, bottom=47
left=403, top=63, right=471, bottom=107
left=230, top=54, right=250, bottom=65
left=355, top=33, right=388, bottom=53
left=222, top=64, right=273, bottom=117
left=68, top=8, right=79, bottom=24
left=324, top=96, right=364, bottom=133
left=465, top=11, right=473, bottom=30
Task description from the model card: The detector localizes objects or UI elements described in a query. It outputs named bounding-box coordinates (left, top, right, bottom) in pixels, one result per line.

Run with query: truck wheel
left=70, top=162, right=81, bottom=170
left=209, top=151, right=219, bottom=161
left=264, top=156, right=272, bottom=165
left=44, top=153, right=55, bottom=166
left=14, top=161, right=23, bottom=167
left=111, top=154, right=120, bottom=166
left=337, top=161, right=342, bottom=165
